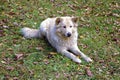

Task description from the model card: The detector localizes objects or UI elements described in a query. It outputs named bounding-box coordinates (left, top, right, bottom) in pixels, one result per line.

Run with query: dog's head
left=55, top=16, right=78, bottom=38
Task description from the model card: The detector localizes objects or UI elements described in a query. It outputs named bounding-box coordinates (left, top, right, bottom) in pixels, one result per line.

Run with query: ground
left=0, top=0, right=120, bottom=80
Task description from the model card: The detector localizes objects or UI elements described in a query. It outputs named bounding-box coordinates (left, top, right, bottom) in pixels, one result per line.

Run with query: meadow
left=0, top=0, right=120, bottom=79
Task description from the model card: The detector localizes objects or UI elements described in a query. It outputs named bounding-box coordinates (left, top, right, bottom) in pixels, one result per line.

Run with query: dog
left=21, top=16, right=92, bottom=63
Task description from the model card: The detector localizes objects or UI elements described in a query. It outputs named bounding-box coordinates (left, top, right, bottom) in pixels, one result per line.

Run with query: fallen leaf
left=66, top=63, right=69, bottom=66
left=47, top=54, right=53, bottom=59
left=63, top=72, right=70, bottom=77
left=29, top=70, right=34, bottom=76
left=13, top=77, right=18, bottom=80
left=13, top=22, right=19, bottom=26
left=14, top=54, right=23, bottom=60
left=79, top=35, right=84, bottom=39
left=3, top=25, right=9, bottom=28
left=0, top=43, right=3, bottom=46
left=6, top=66, right=14, bottom=71
left=68, top=4, right=80, bottom=10
left=50, top=0, right=55, bottom=2
left=0, top=30, right=5, bottom=37
left=112, top=38, right=119, bottom=42
left=43, top=59, right=49, bottom=64
left=4, top=75, right=10, bottom=80
left=113, top=52, right=119, bottom=56
left=47, top=52, right=57, bottom=59
left=8, top=12, right=16, bottom=15
left=77, top=72, right=84, bottom=75
left=0, top=64, right=2, bottom=68
left=2, top=58, right=11, bottom=64
left=55, top=73, right=60, bottom=78
left=49, top=52, right=57, bottom=55
left=2, top=19, right=8, bottom=24
left=77, top=66, right=80, bottom=70
left=113, top=13, right=120, bottom=17
left=1, top=60, right=6, bottom=64
left=36, top=46, right=44, bottom=51
left=33, top=62, right=39, bottom=65
left=85, top=67, right=93, bottom=77
left=7, top=48, right=13, bottom=51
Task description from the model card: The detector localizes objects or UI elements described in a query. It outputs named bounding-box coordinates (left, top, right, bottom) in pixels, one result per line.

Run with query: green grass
left=0, top=0, right=120, bottom=79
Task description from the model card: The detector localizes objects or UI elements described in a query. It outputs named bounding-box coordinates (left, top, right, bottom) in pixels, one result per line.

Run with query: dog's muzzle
left=66, top=32, right=71, bottom=37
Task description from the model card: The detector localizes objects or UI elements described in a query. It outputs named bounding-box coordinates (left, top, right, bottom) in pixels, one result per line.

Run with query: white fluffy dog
left=21, top=16, right=92, bottom=63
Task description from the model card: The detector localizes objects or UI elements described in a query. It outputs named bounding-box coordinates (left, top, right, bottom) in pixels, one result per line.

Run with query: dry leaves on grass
left=0, top=30, right=5, bottom=37
left=4, top=75, right=18, bottom=80
left=49, top=52, right=57, bottom=55
left=14, top=54, right=24, bottom=60
left=43, top=59, right=49, bottom=65
left=85, top=67, right=93, bottom=77
left=47, top=52, right=57, bottom=59
left=6, top=66, right=14, bottom=71
left=36, top=46, right=44, bottom=51
left=2, top=57, right=11, bottom=64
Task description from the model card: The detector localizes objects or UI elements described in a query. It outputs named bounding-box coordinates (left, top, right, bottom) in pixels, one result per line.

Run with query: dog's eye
left=70, top=26, right=72, bottom=28
left=63, top=26, right=66, bottom=28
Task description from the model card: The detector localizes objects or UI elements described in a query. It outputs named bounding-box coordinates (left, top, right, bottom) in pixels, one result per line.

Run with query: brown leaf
left=49, top=52, right=57, bottom=55
left=2, top=57, right=11, bottom=64
left=15, top=54, right=23, bottom=60
left=13, top=77, right=18, bottom=80
left=3, top=25, right=9, bottom=28
left=47, top=54, right=53, bottom=59
left=8, top=12, right=16, bottom=15
left=85, top=67, right=93, bottom=77
left=112, top=38, right=119, bottom=42
left=0, top=43, right=3, bottom=46
left=68, top=4, right=80, bottom=10
left=29, top=70, right=34, bottom=76
left=6, top=66, right=14, bottom=71
left=36, top=46, right=44, bottom=51
left=55, top=73, right=60, bottom=78
left=4, top=75, right=10, bottom=80
left=33, top=62, right=39, bottom=65
left=43, top=59, right=49, bottom=64
left=0, top=30, right=5, bottom=37
left=47, top=52, right=57, bottom=59
left=7, top=48, right=13, bottom=51
left=79, top=35, right=84, bottom=39
left=2, top=19, right=8, bottom=23
left=50, top=0, right=55, bottom=2
left=1, top=60, right=6, bottom=64
left=13, top=22, right=19, bottom=26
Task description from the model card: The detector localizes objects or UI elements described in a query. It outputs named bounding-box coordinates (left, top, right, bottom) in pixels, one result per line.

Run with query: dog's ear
left=72, top=17, right=78, bottom=23
left=55, top=17, right=62, bottom=25
left=72, top=17, right=78, bottom=27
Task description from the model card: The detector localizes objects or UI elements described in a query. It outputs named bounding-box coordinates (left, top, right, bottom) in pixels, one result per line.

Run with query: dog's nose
left=67, top=32, right=71, bottom=37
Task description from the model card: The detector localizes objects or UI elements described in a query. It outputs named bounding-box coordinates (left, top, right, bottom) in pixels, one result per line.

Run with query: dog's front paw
left=73, top=58, right=82, bottom=64
left=85, top=57, right=93, bottom=62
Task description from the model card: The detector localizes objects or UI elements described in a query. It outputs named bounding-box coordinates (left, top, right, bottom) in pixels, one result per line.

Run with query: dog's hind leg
left=58, top=49, right=81, bottom=63
left=70, top=46, right=93, bottom=62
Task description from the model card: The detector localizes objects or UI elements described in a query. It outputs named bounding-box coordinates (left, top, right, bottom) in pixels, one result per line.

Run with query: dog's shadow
left=37, top=37, right=57, bottom=58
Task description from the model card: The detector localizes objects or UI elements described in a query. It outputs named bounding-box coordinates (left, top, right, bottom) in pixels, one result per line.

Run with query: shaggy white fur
left=21, top=16, right=92, bottom=63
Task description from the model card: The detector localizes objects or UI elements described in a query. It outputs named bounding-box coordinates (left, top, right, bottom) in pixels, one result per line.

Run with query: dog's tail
left=21, top=27, right=42, bottom=38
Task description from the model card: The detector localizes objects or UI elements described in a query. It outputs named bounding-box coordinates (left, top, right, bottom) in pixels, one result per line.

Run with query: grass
left=0, top=0, right=120, bottom=79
